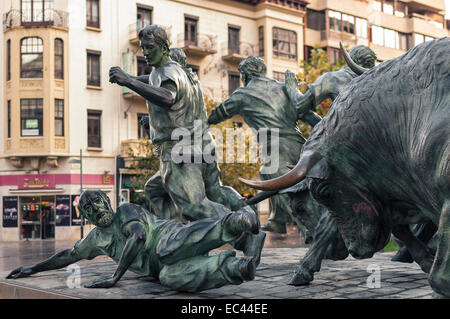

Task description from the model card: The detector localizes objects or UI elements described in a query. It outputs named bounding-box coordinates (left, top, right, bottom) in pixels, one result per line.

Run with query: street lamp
left=69, top=149, right=83, bottom=239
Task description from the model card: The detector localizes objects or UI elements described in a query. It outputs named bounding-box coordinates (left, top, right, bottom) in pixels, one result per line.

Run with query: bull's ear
left=305, top=159, right=329, bottom=179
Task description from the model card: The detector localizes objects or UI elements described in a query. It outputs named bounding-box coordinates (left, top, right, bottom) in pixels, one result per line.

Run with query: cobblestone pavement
left=0, top=247, right=434, bottom=299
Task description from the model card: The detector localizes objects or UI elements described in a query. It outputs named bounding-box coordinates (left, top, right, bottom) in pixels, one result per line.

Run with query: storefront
left=1, top=173, right=114, bottom=241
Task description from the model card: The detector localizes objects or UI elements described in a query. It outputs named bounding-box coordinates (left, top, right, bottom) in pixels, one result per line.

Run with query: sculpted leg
left=289, top=212, right=346, bottom=285
left=159, top=250, right=255, bottom=292
left=145, top=170, right=181, bottom=221
left=429, top=200, right=450, bottom=298
left=392, top=224, right=434, bottom=273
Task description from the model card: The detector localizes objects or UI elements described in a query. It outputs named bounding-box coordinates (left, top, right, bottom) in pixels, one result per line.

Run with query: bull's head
left=240, top=45, right=391, bottom=258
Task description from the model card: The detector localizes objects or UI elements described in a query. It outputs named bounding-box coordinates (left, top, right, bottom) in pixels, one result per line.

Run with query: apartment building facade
left=0, top=0, right=308, bottom=241
left=304, top=0, right=448, bottom=63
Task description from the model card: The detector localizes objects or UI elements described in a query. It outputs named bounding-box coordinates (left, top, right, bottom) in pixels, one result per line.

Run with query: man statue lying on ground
left=6, top=190, right=259, bottom=292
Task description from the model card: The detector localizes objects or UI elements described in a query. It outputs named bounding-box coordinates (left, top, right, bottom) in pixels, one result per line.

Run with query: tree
left=297, top=45, right=345, bottom=137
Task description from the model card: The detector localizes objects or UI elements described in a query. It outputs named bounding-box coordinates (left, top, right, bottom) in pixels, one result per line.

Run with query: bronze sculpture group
left=7, top=25, right=449, bottom=298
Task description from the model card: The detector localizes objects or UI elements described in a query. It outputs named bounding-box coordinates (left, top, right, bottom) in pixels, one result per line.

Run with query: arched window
left=54, top=38, right=64, bottom=79
left=21, top=37, right=43, bottom=78
left=21, top=0, right=54, bottom=25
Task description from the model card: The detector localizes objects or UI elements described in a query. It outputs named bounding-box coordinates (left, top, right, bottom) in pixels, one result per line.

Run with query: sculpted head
left=238, top=56, right=267, bottom=86
left=139, top=25, right=170, bottom=67
left=79, top=190, right=114, bottom=228
left=349, top=45, right=377, bottom=69
left=170, top=48, right=187, bottom=68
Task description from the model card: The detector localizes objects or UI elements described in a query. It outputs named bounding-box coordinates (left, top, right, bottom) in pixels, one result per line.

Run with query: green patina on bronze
left=6, top=190, right=260, bottom=292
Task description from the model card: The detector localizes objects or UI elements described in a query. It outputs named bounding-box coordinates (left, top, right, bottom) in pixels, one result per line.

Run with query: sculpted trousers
left=156, top=214, right=251, bottom=292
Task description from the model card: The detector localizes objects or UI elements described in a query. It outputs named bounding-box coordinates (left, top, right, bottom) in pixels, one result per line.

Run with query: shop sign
left=56, top=195, right=71, bottom=226
left=18, top=174, right=55, bottom=190
left=3, top=196, right=18, bottom=228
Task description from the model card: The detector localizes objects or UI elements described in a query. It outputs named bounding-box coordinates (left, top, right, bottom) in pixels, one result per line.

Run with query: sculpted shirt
left=208, top=76, right=305, bottom=166
left=72, top=203, right=177, bottom=278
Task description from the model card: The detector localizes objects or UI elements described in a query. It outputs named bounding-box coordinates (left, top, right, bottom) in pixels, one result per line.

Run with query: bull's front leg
left=391, top=224, right=434, bottom=273
left=289, top=212, right=347, bottom=285
left=429, top=200, right=450, bottom=298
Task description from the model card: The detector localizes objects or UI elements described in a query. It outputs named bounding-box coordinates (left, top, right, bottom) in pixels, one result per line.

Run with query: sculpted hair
left=138, top=25, right=170, bottom=53
left=349, top=45, right=377, bottom=69
left=238, top=56, right=267, bottom=77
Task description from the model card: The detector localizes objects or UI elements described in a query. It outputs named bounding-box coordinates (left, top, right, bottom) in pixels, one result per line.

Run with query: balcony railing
left=176, top=33, right=218, bottom=57
left=221, top=41, right=258, bottom=63
left=321, top=30, right=357, bottom=45
left=3, top=9, right=69, bottom=31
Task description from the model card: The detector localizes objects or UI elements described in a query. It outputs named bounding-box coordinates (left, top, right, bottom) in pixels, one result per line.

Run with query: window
left=21, top=37, right=43, bottom=78
left=373, top=0, right=382, bottom=12
left=21, top=0, right=54, bottom=25
left=184, top=16, right=198, bottom=46
left=306, top=9, right=325, bottom=31
left=356, top=18, right=367, bottom=38
left=329, top=10, right=342, bottom=32
left=86, top=0, right=100, bottom=28
left=328, top=47, right=342, bottom=65
left=54, top=38, right=64, bottom=79
left=272, top=27, right=297, bottom=60
left=228, top=72, right=240, bottom=95
left=137, top=5, right=152, bottom=31
left=342, top=14, right=355, bottom=34
left=137, top=56, right=152, bottom=76
left=397, top=32, right=409, bottom=50
left=383, top=1, right=394, bottom=15
left=87, top=111, right=101, bottom=147
left=7, top=101, right=11, bottom=138
left=394, top=2, right=406, bottom=17
left=372, top=25, right=384, bottom=46
left=87, top=50, right=101, bottom=86
left=55, top=99, right=64, bottom=136
left=21, top=98, right=43, bottom=137
left=273, top=71, right=285, bottom=82
left=228, top=26, right=240, bottom=55
left=384, top=28, right=396, bottom=48
left=7, top=39, right=11, bottom=81
left=258, top=26, right=264, bottom=57
left=137, top=113, right=149, bottom=139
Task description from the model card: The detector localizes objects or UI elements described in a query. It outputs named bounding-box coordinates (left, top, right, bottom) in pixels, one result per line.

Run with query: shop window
left=228, top=72, right=240, bottom=95
left=86, top=0, right=100, bottom=28
left=272, top=27, right=297, bottom=60
left=184, top=15, right=198, bottom=46
left=21, top=37, right=43, bottom=78
left=87, top=50, right=101, bottom=86
left=21, top=0, right=54, bottom=26
left=54, top=38, right=64, bottom=79
left=21, top=98, right=43, bottom=137
left=228, top=26, right=240, bottom=55
left=137, top=56, right=152, bottom=76
left=137, top=113, right=149, bottom=139
left=137, top=5, right=152, bottom=31
left=20, top=196, right=55, bottom=240
left=87, top=110, right=102, bottom=147
left=55, top=99, right=64, bottom=136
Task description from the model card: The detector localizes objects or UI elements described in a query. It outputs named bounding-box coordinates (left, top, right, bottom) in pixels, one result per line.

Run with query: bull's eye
left=309, top=179, right=335, bottom=203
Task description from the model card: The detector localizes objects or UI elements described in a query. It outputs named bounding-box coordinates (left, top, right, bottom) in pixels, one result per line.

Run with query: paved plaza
left=0, top=237, right=435, bottom=299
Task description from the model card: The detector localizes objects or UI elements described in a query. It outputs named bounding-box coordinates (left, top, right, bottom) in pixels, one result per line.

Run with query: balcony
left=408, top=13, right=447, bottom=38
left=176, top=33, right=218, bottom=57
left=3, top=9, right=69, bottom=31
left=129, top=23, right=172, bottom=45
left=120, top=139, right=154, bottom=168
left=221, top=41, right=258, bottom=64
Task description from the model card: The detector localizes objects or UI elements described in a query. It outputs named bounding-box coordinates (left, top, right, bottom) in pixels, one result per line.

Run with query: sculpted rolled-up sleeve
left=208, top=94, right=242, bottom=125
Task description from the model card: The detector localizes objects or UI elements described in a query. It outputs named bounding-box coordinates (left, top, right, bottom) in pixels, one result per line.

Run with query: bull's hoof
left=288, top=271, right=313, bottom=286
left=391, top=247, right=414, bottom=263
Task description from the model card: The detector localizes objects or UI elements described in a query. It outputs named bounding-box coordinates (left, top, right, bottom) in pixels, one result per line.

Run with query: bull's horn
left=339, top=42, right=369, bottom=76
left=246, top=190, right=279, bottom=205
left=239, top=150, right=322, bottom=191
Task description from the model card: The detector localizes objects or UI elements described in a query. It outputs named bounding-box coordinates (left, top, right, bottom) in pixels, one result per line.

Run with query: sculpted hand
left=6, top=266, right=34, bottom=279
left=109, top=66, right=131, bottom=86
left=285, top=70, right=299, bottom=90
left=84, top=275, right=117, bottom=288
